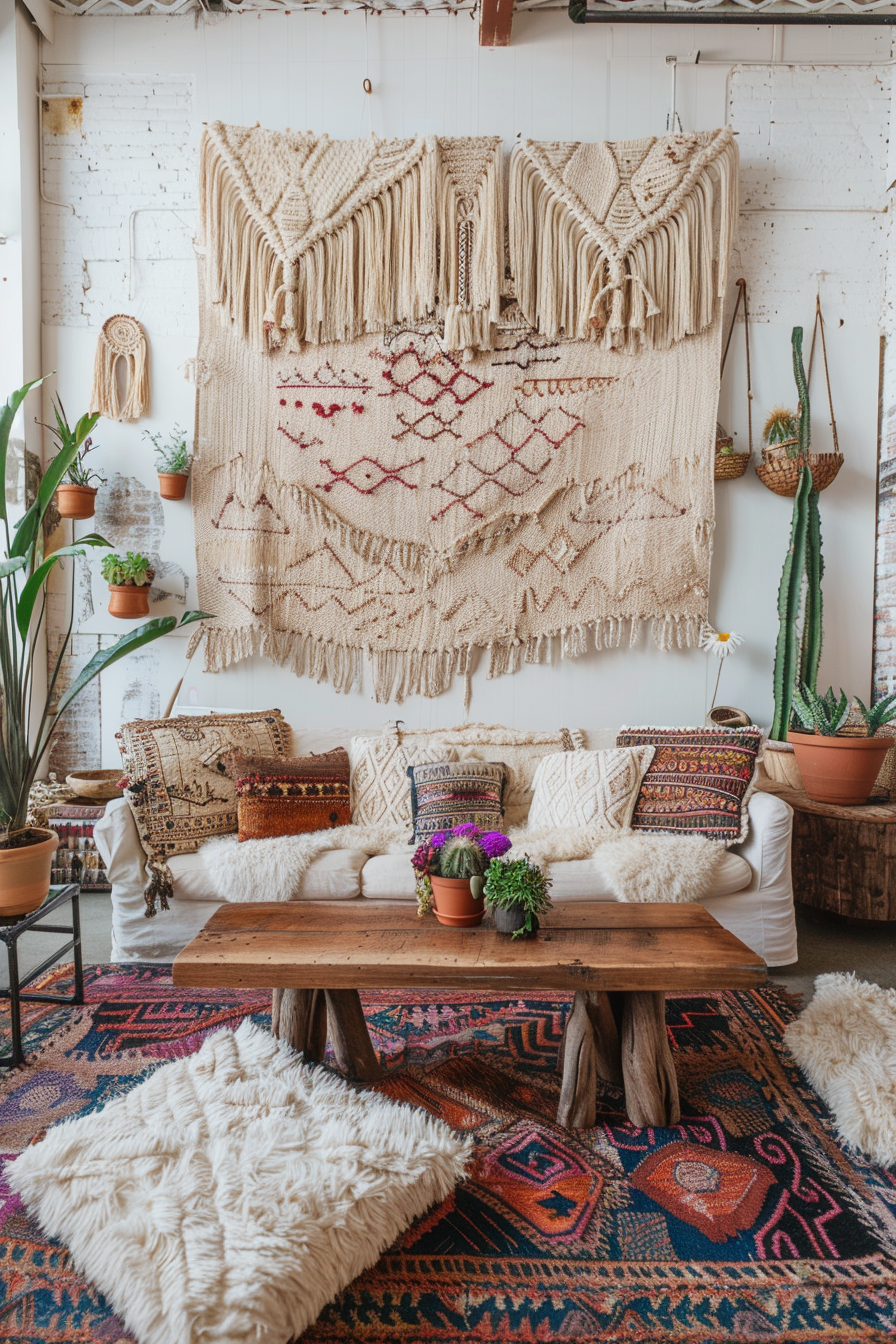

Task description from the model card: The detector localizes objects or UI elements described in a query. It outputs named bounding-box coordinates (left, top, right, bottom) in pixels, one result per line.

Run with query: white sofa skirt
left=95, top=790, right=797, bottom=968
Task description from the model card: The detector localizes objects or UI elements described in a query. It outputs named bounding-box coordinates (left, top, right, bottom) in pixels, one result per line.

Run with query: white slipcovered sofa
left=95, top=726, right=798, bottom=967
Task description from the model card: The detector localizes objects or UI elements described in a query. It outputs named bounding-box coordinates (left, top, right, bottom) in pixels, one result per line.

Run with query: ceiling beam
left=479, top=0, right=514, bottom=47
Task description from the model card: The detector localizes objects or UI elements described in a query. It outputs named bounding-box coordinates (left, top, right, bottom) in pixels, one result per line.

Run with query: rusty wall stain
left=42, top=97, right=83, bottom=135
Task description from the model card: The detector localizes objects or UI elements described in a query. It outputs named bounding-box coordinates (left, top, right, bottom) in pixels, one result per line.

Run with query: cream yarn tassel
left=89, top=314, right=149, bottom=422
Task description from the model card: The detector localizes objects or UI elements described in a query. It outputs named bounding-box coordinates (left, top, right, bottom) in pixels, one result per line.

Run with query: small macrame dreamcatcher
left=715, top=277, right=753, bottom=481
left=89, top=314, right=149, bottom=422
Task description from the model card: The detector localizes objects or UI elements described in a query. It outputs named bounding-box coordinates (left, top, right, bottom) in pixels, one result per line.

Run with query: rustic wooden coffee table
left=173, top=901, right=766, bottom=1129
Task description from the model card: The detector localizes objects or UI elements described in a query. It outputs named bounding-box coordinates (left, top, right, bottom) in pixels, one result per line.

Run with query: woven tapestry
left=192, top=127, right=737, bottom=703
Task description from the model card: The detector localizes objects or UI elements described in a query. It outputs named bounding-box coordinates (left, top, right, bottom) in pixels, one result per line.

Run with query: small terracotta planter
left=430, top=875, right=484, bottom=927
left=788, top=731, right=892, bottom=806
left=56, top=484, right=98, bottom=520
left=158, top=473, right=189, bottom=500
left=108, top=584, right=151, bottom=619
left=0, top=828, right=59, bottom=917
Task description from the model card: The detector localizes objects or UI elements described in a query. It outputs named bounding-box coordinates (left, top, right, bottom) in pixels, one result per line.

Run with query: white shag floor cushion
left=785, top=972, right=896, bottom=1168
left=7, top=1020, right=471, bottom=1344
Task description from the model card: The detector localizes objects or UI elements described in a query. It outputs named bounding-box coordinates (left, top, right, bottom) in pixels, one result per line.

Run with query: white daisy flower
left=700, top=626, right=744, bottom=659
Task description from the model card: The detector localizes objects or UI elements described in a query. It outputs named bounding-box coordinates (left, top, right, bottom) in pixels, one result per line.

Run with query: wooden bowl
left=65, top=769, right=124, bottom=802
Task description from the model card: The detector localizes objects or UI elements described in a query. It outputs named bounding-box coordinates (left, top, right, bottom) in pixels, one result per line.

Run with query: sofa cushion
left=170, top=848, right=367, bottom=903
left=348, top=735, right=457, bottom=832
left=359, top=850, right=752, bottom=903
left=408, top=760, right=506, bottom=843
left=235, top=750, right=351, bottom=841
left=528, top=748, right=655, bottom=832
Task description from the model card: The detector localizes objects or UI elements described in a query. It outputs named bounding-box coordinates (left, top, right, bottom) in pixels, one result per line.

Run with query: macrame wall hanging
left=89, top=314, right=150, bottom=422
left=190, top=126, right=738, bottom=703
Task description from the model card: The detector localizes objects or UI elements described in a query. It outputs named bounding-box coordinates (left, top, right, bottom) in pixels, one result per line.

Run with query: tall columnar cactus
left=770, top=327, right=824, bottom=741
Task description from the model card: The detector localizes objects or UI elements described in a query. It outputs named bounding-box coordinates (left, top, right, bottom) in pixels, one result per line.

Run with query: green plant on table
left=100, top=551, right=154, bottom=588
left=0, top=377, right=211, bottom=839
left=43, top=398, right=105, bottom=488
left=483, top=855, right=553, bottom=939
left=145, top=426, right=192, bottom=476
left=791, top=684, right=850, bottom=737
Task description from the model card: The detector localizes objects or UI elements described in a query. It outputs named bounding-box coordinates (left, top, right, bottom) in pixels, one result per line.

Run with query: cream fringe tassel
left=89, top=315, right=149, bottom=422
left=437, top=138, right=503, bottom=360
left=199, top=129, right=438, bottom=352
left=193, top=616, right=704, bottom=704
left=509, top=129, right=738, bottom=350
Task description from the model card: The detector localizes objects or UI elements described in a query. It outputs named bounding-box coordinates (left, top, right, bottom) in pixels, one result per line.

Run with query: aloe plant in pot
left=0, top=378, right=211, bottom=915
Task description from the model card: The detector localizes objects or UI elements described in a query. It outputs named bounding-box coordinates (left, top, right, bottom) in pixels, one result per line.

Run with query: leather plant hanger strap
left=805, top=293, right=841, bottom=457
left=719, top=277, right=753, bottom=455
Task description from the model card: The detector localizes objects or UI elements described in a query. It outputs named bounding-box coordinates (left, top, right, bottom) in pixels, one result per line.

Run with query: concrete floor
left=3, top=893, right=895, bottom=1005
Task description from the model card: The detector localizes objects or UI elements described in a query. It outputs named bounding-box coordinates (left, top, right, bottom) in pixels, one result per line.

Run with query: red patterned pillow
left=235, top=749, right=351, bottom=842
left=615, top=727, right=762, bottom=845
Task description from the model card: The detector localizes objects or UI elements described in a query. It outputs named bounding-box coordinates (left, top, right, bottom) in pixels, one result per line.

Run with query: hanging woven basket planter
left=714, top=279, right=752, bottom=483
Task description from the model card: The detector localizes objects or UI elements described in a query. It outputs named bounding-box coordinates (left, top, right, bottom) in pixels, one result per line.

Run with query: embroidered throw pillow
left=348, top=735, right=457, bottom=831
left=117, top=710, right=291, bottom=912
left=407, top=760, right=506, bottom=843
left=615, top=726, right=763, bottom=845
left=528, top=747, right=656, bottom=833
left=395, top=724, right=585, bottom=828
left=235, top=749, right=351, bottom=842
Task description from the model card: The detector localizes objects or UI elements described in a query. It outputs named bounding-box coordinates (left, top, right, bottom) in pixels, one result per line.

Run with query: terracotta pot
left=56, top=484, right=97, bottom=520
left=0, top=828, right=59, bottom=917
left=108, top=584, right=151, bottom=619
left=491, top=903, right=536, bottom=937
left=158, top=473, right=189, bottom=500
left=430, top=875, right=484, bottom=927
left=787, top=731, right=892, bottom=806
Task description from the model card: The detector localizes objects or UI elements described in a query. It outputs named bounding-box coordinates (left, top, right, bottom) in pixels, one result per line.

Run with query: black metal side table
left=0, top=883, right=84, bottom=1067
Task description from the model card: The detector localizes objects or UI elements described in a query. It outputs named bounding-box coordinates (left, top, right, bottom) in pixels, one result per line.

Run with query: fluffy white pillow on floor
left=7, top=1020, right=471, bottom=1344
left=528, top=747, right=656, bottom=832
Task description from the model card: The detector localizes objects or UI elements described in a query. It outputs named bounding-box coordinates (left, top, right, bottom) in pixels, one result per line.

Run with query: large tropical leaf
left=0, top=377, right=47, bottom=532
left=15, top=535, right=110, bottom=641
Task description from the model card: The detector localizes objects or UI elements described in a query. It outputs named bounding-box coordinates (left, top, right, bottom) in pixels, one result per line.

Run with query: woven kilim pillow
left=408, top=760, right=506, bottom=844
left=117, top=711, right=291, bottom=912
left=615, top=726, right=763, bottom=845
left=235, top=749, right=351, bottom=841
left=528, top=747, right=656, bottom=833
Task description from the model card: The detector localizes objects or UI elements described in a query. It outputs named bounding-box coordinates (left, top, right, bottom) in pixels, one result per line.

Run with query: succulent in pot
left=47, top=399, right=104, bottom=520
left=101, top=550, right=155, bottom=619
left=145, top=425, right=192, bottom=500
left=412, top=824, right=512, bottom=927
left=483, top=855, right=553, bottom=939
left=762, top=406, right=799, bottom=462
left=0, top=377, right=211, bottom=916
left=787, top=683, right=896, bottom=805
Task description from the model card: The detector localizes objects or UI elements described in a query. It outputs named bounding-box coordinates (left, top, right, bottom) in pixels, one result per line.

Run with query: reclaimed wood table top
left=173, top=901, right=767, bottom=994
left=756, top=778, right=896, bottom=822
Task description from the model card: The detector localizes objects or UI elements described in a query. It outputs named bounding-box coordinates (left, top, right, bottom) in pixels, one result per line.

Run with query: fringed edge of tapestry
left=437, top=136, right=504, bottom=360
left=508, top=127, right=738, bottom=351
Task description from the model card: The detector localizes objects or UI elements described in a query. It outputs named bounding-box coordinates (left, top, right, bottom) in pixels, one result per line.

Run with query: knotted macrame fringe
left=509, top=129, right=738, bottom=350
left=89, top=315, right=149, bottom=422
left=437, top=137, right=503, bottom=359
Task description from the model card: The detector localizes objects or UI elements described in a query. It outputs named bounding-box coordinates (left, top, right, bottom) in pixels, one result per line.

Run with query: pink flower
left=481, top=831, right=512, bottom=859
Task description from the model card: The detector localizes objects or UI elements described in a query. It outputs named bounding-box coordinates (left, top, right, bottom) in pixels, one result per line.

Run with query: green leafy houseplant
left=100, top=552, right=154, bottom=588
left=0, top=378, right=210, bottom=850
left=145, top=426, right=192, bottom=477
left=792, top=684, right=896, bottom=738
left=48, top=400, right=105, bottom=489
left=483, top=855, right=553, bottom=939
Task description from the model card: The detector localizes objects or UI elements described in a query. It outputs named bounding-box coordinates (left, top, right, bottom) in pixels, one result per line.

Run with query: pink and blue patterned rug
left=1, top=964, right=896, bottom=1343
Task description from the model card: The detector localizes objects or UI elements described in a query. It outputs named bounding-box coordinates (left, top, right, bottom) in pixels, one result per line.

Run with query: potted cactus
left=101, top=551, right=155, bottom=619
left=761, top=407, right=799, bottom=462
left=145, top=426, right=192, bottom=500
left=483, top=855, right=553, bottom=938
left=48, top=400, right=104, bottom=520
left=412, top=824, right=511, bottom=927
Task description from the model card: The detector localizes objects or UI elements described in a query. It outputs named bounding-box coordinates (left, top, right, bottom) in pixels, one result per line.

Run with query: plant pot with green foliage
left=788, top=684, right=896, bottom=805
left=412, top=824, right=512, bottom=927
left=483, top=855, right=553, bottom=939
left=48, top=400, right=105, bottom=520
left=0, top=378, right=210, bottom=915
left=146, top=426, right=192, bottom=500
left=101, top=551, right=155, bottom=619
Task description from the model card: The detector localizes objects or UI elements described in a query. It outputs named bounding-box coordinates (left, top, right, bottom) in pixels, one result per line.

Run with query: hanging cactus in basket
left=770, top=327, right=824, bottom=742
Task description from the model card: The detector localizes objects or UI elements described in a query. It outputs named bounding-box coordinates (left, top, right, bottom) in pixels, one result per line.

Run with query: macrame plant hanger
left=755, top=293, right=844, bottom=498
left=89, top=314, right=149, bottom=422
left=715, top=277, right=753, bottom=480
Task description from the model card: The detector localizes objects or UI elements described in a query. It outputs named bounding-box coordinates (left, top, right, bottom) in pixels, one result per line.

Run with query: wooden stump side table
left=758, top=781, right=896, bottom=921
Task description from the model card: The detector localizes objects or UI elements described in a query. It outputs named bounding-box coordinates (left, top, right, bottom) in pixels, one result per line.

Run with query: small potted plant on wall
left=0, top=377, right=209, bottom=916
left=413, top=824, right=512, bottom=927
left=145, top=426, right=192, bottom=500
left=101, top=550, right=155, bottom=619
left=484, top=855, right=553, bottom=938
left=48, top=401, right=104, bottom=520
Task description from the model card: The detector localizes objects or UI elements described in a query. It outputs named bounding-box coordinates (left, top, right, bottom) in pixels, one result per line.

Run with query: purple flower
left=452, top=823, right=480, bottom=838
left=430, top=832, right=448, bottom=850
left=481, top=831, right=512, bottom=859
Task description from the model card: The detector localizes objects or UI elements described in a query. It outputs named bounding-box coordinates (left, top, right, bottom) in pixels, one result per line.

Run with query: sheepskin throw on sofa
left=192, top=125, right=737, bottom=702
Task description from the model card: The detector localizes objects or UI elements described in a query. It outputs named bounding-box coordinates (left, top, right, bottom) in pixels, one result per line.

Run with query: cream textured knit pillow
left=528, top=747, right=656, bottom=833
left=349, top=734, right=457, bottom=831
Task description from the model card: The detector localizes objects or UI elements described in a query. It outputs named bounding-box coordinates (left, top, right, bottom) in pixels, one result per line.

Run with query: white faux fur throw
left=7, top=1020, right=472, bottom=1344
left=785, top=973, right=896, bottom=1168
left=201, top=824, right=729, bottom=905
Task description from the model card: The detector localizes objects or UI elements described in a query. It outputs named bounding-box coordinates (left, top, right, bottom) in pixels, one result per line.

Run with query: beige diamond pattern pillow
left=528, top=747, right=656, bottom=833
left=349, top=734, right=457, bottom=831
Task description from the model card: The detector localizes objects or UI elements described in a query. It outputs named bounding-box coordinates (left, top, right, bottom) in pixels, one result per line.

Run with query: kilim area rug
left=2, top=967, right=896, bottom=1344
